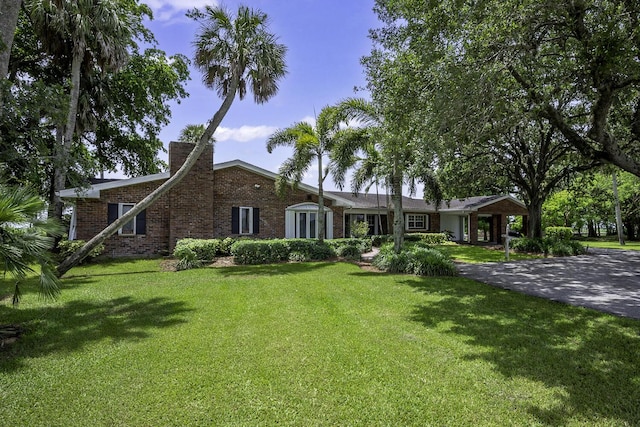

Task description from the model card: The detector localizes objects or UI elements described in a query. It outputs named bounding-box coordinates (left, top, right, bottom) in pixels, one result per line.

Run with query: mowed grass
left=1, top=260, right=639, bottom=426
left=435, top=243, right=542, bottom=263
left=581, top=240, right=640, bottom=251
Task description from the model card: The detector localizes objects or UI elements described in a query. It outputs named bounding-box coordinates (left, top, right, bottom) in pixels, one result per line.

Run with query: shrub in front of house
left=371, top=234, right=392, bottom=247
left=372, top=243, right=457, bottom=276
left=405, top=233, right=449, bottom=245
left=549, top=240, right=586, bottom=257
left=545, top=227, right=574, bottom=241
left=511, top=237, right=550, bottom=255
left=285, top=239, right=335, bottom=262
left=57, top=239, right=105, bottom=264
left=327, top=238, right=372, bottom=254
left=174, top=238, right=220, bottom=261
left=231, top=240, right=289, bottom=265
left=335, top=244, right=362, bottom=261
left=219, top=237, right=237, bottom=256
left=511, top=234, right=584, bottom=257
left=408, top=247, right=458, bottom=276
left=175, top=247, right=203, bottom=271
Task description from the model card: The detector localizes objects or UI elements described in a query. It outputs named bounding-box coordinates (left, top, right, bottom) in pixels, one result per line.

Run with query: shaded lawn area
left=580, top=240, right=640, bottom=251
left=1, top=260, right=639, bottom=426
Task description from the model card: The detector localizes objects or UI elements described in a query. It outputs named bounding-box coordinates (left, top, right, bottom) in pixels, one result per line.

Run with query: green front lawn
left=1, top=260, right=639, bottom=426
left=580, top=239, right=640, bottom=251
left=434, top=243, right=542, bottom=263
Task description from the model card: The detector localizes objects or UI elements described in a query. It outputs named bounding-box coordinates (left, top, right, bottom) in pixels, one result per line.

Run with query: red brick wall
left=212, top=166, right=344, bottom=239
left=168, top=142, right=215, bottom=249
left=72, top=142, right=346, bottom=257
left=74, top=179, right=170, bottom=257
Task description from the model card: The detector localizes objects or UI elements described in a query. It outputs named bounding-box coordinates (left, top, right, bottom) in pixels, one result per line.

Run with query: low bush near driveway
left=373, top=243, right=457, bottom=276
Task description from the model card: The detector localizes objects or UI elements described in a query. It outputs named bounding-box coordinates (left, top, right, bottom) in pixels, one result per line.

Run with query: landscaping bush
left=57, top=239, right=105, bottom=264
left=219, top=237, right=236, bottom=255
left=231, top=240, right=289, bottom=265
left=285, top=239, right=335, bottom=261
left=372, top=246, right=410, bottom=273
left=175, top=247, right=203, bottom=271
left=371, top=234, right=392, bottom=247
left=350, top=221, right=370, bottom=238
left=174, top=238, right=220, bottom=261
left=372, top=243, right=457, bottom=276
left=545, top=226, right=573, bottom=241
left=405, top=233, right=448, bottom=245
left=549, top=240, right=586, bottom=257
left=327, top=238, right=372, bottom=254
left=336, top=244, right=361, bottom=261
left=511, top=237, right=550, bottom=254
left=407, top=247, right=458, bottom=276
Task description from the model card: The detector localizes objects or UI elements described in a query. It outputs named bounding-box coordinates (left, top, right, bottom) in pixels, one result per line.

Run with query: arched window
left=285, top=203, right=333, bottom=239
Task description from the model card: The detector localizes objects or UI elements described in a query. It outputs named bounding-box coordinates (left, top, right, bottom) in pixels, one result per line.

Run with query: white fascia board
left=214, top=159, right=354, bottom=207
left=58, top=172, right=169, bottom=199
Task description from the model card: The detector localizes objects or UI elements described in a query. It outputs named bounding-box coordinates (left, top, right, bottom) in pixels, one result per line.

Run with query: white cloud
left=301, top=116, right=316, bottom=126
left=214, top=125, right=278, bottom=142
left=145, top=0, right=217, bottom=22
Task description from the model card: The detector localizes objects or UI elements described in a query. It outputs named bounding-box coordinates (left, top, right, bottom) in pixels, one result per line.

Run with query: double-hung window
left=107, top=203, right=146, bottom=236
left=406, top=214, right=427, bottom=231
left=232, top=206, right=260, bottom=235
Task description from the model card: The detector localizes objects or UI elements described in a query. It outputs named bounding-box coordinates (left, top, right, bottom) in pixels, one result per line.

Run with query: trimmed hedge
left=372, top=243, right=457, bottom=276
left=230, top=239, right=340, bottom=265
left=57, top=239, right=105, bottom=264
left=174, top=237, right=372, bottom=268
left=405, top=233, right=449, bottom=245
left=173, top=238, right=220, bottom=261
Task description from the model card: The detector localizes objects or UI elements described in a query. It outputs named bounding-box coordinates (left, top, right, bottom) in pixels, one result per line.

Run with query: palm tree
left=333, top=98, right=442, bottom=253
left=0, top=184, right=61, bottom=305
left=57, top=4, right=287, bottom=276
left=266, top=106, right=342, bottom=242
left=178, top=124, right=214, bottom=144
left=26, top=0, right=144, bottom=220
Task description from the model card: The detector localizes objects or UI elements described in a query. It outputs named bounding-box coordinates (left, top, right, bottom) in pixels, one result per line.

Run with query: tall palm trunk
left=317, top=152, right=325, bottom=242
left=52, top=48, right=83, bottom=220
left=391, top=162, right=404, bottom=253
left=57, top=79, right=238, bottom=276
left=0, top=0, right=21, bottom=79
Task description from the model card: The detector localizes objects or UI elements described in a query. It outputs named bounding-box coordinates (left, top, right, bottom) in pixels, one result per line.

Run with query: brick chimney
left=168, top=141, right=215, bottom=249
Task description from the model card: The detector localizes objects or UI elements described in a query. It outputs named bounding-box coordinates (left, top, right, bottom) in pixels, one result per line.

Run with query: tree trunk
left=527, top=196, right=543, bottom=238
left=391, top=167, right=404, bottom=253
left=612, top=172, right=625, bottom=245
left=316, top=153, right=325, bottom=242
left=587, top=219, right=597, bottom=237
left=0, top=0, right=21, bottom=79
left=52, top=48, right=83, bottom=221
left=56, top=81, right=238, bottom=277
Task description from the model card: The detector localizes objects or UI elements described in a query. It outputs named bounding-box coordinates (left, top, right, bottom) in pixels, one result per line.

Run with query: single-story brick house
left=59, top=141, right=528, bottom=257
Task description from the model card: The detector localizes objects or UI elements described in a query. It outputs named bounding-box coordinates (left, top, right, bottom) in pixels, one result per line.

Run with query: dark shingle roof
left=326, top=192, right=520, bottom=212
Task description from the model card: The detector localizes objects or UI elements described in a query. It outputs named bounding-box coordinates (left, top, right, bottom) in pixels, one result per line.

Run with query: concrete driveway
left=457, top=249, right=640, bottom=320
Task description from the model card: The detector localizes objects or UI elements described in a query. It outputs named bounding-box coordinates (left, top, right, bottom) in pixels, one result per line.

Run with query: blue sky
left=139, top=0, right=380, bottom=191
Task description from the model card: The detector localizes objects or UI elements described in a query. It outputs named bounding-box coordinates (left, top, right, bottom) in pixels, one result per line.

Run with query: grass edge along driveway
left=1, top=259, right=639, bottom=426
